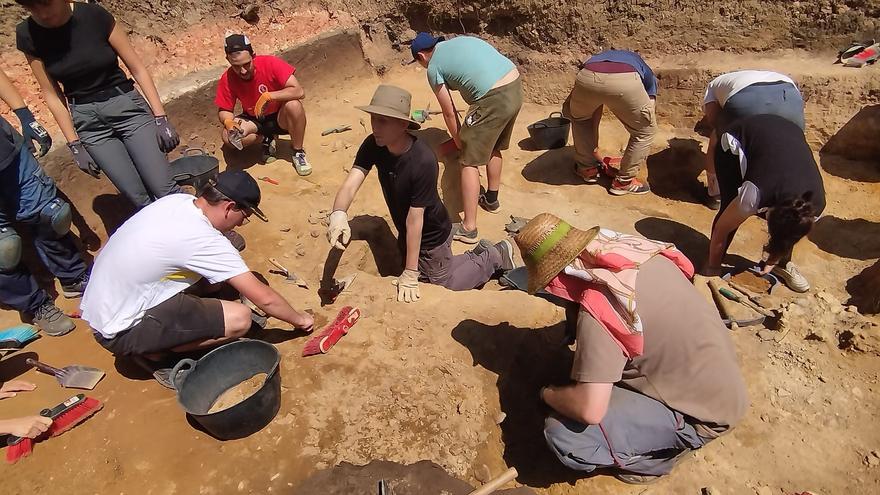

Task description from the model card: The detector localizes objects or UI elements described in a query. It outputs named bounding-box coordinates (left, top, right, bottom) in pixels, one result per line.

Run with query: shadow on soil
left=820, top=104, right=880, bottom=177
left=634, top=216, right=752, bottom=269
left=645, top=138, right=706, bottom=205
left=846, top=260, right=880, bottom=315
left=521, top=146, right=580, bottom=186
left=808, top=216, right=880, bottom=260
left=452, top=319, right=597, bottom=488
left=320, top=214, right=402, bottom=286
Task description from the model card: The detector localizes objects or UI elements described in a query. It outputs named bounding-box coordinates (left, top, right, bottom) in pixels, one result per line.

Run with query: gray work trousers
left=416, top=233, right=501, bottom=290
left=544, top=386, right=707, bottom=476
left=717, top=82, right=805, bottom=132
left=69, top=89, right=177, bottom=208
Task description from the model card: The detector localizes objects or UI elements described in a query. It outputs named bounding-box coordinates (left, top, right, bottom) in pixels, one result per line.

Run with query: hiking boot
left=32, top=301, right=75, bottom=336
left=451, top=223, right=478, bottom=244
left=575, top=164, right=600, bottom=184
left=614, top=473, right=662, bottom=485
left=494, top=239, right=518, bottom=272
left=224, top=230, right=246, bottom=252
left=292, top=150, right=313, bottom=176
left=610, top=177, right=650, bottom=195
left=478, top=193, right=500, bottom=213
left=772, top=261, right=810, bottom=293
left=261, top=136, right=277, bottom=164
left=131, top=355, right=181, bottom=390
left=61, top=272, right=90, bottom=299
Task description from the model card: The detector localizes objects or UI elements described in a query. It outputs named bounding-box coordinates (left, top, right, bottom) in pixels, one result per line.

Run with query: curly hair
left=766, top=191, right=816, bottom=262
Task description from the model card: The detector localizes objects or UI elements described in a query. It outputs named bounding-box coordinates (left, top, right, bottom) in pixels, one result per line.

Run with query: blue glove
left=154, top=115, right=180, bottom=153
left=13, top=107, right=52, bottom=157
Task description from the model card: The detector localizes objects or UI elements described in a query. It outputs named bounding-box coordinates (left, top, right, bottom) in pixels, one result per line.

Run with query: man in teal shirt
left=411, top=33, right=522, bottom=244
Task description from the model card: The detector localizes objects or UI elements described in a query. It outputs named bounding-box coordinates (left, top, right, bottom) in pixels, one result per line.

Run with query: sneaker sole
left=62, top=290, right=84, bottom=299
left=479, top=202, right=501, bottom=214
left=498, top=241, right=516, bottom=271
left=610, top=188, right=650, bottom=196
left=294, top=165, right=313, bottom=176
left=453, top=234, right=479, bottom=245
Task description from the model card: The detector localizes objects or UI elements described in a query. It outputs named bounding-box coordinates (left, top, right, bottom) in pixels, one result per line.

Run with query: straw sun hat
left=513, top=213, right=599, bottom=294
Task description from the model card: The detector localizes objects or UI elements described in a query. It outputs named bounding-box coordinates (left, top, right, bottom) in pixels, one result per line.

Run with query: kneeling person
left=215, top=34, right=311, bottom=174
left=514, top=214, right=748, bottom=482
left=82, top=171, right=313, bottom=386
left=327, top=85, right=516, bottom=303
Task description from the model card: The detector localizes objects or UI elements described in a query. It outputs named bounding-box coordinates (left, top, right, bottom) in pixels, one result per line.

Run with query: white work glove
left=392, top=269, right=421, bottom=303
left=327, top=210, right=351, bottom=250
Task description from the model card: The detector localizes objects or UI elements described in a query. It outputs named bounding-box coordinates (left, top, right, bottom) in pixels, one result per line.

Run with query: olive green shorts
left=459, top=78, right=523, bottom=167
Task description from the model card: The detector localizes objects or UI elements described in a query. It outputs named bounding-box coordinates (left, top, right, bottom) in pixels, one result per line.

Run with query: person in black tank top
left=705, top=114, right=825, bottom=292
left=15, top=0, right=180, bottom=210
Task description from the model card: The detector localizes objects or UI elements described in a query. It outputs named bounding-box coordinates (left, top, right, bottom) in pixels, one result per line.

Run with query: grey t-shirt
left=572, top=256, right=749, bottom=438
left=0, top=116, right=23, bottom=171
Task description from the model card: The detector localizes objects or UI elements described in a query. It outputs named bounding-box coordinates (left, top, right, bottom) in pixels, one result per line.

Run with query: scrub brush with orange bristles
left=6, top=394, right=104, bottom=464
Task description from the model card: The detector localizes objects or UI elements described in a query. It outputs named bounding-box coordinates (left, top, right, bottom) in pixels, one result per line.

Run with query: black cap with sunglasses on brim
left=211, top=170, right=268, bottom=222
left=224, top=34, right=254, bottom=54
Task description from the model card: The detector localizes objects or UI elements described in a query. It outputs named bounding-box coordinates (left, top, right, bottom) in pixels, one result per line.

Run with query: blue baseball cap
left=409, top=32, right=444, bottom=61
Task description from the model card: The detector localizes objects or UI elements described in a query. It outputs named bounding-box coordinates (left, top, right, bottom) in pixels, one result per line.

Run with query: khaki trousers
left=562, top=69, right=657, bottom=179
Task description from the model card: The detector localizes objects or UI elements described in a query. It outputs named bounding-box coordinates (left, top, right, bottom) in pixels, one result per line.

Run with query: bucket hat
left=513, top=213, right=599, bottom=294
left=356, top=85, right=421, bottom=130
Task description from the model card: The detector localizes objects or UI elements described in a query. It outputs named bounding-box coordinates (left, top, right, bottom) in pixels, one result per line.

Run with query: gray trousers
left=544, top=386, right=707, bottom=476
left=718, top=82, right=805, bottom=132
left=416, top=233, right=500, bottom=290
left=69, top=89, right=177, bottom=208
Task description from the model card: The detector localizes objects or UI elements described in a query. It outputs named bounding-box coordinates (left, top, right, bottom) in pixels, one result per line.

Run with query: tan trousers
left=562, top=69, right=657, bottom=179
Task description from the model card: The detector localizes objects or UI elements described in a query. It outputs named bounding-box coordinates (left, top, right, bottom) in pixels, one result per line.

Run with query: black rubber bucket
left=172, top=339, right=281, bottom=440
left=168, top=148, right=219, bottom=195
left=527, top=111, right=571, bottom=149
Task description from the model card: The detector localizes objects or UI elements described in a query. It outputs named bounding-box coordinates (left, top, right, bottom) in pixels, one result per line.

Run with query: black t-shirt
left=16, top=2, right=130, bottom=98
left=715, top=114, right=826, bottom=215
left=353, top=135, right=451, bottom=251
left=0, top=116, right=23, bottom=172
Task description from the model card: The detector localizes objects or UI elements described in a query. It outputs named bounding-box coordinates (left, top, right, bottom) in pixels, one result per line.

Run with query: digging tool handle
left=26, top=358, right=63, bottom=377
left=267, top=257, right=289, bottom=274
left=707, top=279, right=738, bottom=320
left=727, top=279, right=771, bottom=308
left=467, top=467, right=518, bottom=495
left=718, top=287, right=775, bottom=318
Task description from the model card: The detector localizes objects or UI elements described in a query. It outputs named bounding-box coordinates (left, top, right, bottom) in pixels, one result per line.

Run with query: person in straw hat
left=326, top=85, right=517, bottom=303
left=513, top=213, right=748, bottom=483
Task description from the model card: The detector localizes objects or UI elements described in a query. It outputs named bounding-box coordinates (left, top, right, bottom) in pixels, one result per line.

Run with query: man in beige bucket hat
left=513, top=213, right=748, bottom=483
left=326, top=85, right=517, bottom=303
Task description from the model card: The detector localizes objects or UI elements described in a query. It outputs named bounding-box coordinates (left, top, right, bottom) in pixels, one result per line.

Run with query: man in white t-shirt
left=698, top=70, right=804, bottom=209
left=82, top=170, right=313, bottom=387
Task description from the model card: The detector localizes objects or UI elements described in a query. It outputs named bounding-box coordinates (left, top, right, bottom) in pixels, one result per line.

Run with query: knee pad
left=38, top=198, right=72, bottom=238
left=0, top=227, right=22, bottom=272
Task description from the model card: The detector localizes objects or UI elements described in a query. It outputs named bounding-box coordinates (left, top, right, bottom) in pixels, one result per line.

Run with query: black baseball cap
left=212, top=170, right=268, bottom=222
left=224, top=34, right=253, bottom=54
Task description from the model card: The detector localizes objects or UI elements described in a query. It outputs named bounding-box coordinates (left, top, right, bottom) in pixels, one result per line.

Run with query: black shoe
left=261, top=136, right=277, bottom=164
left=61, top=272, right=90, bottom=298
left=478, top=193, right=500, bottom=213
left=131, top=355, right=182, bottom=390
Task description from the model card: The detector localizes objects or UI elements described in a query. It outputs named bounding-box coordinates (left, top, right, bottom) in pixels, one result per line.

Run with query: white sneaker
left=772, top=262, right=810, bottom=293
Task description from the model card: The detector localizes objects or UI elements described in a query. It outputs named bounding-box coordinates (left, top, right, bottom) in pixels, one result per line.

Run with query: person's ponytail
left=766, top=191, right=816, bottom=263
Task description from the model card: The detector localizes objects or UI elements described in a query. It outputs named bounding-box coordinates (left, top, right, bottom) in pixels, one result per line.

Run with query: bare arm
left=269, top=74, right=305, bottom=102
left=542, top=382, right=614, bottom=425
left=404, top=207, right=425, bottom=272
left=109, top=24, right=165, bottom=116
left=25, top=55, right=79, bottom=143
left=331, top=168, right=368, bottom=212
left=0, top=69, right=26, bottom=110
left=434, top=83, right=461, bottom=147
left=227, top=271, right=313, bottom=330
left=707, top=202, right=751, bottom=272
left=218, top=109, right=236, bottom=126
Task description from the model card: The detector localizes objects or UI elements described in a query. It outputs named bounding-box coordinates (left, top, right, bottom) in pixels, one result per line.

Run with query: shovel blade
left=228, top=131, right=244, bottom=151
left=58, top=366, right=105, bottom=390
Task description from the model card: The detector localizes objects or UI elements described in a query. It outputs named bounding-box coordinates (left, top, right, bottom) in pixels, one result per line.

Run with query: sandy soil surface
left=1, top=25, right=879, bottom=495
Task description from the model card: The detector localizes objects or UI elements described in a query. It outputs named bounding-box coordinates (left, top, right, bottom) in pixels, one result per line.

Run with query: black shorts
left=94, top=293, right=226, bottom=356
left=237, top=112, right=286, bottom=137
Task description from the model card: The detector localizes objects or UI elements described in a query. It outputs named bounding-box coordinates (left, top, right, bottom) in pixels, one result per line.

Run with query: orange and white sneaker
left=575, top=164, right=600, bottom=184
left=610, top=177, right=650, bottom=195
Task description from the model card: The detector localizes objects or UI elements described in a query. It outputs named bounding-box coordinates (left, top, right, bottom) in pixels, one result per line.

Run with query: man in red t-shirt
left=215, top=34, right=311, bottom=175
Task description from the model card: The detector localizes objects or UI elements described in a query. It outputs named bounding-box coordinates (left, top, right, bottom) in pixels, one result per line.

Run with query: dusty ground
left=1, top=13, right=880, bottom=495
